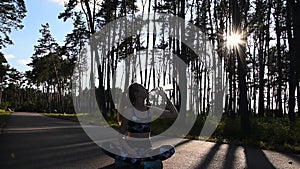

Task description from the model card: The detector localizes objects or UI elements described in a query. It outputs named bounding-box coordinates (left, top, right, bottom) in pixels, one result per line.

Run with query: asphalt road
left=0, top=112, right=299, bottom=169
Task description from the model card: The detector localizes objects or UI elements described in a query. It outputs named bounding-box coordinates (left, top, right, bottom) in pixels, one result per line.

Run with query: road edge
left=0, top=111, right=13, bottom=136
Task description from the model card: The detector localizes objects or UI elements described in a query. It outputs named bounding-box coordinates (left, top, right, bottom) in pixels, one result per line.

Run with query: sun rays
left=224, top=31, right=246, bottom=50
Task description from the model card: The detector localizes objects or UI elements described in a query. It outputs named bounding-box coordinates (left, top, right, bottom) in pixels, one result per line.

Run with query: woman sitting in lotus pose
left=103, top=83, right=178, bottom=168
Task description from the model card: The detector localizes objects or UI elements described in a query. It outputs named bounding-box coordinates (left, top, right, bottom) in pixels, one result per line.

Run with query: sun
left=225, top=33, right=243, bottom=49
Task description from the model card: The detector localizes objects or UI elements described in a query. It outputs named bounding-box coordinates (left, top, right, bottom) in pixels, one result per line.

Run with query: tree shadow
left=244, top=147, right=276, bottom=169
left=282, top=152, right=300, bottom=164
left=222, top=144, right=238, bottom=169
left=195, top=143, right=221, bottom=169
left=174, top=139, right=193, bottom=148
left=99, top=164, right=115, bottom=169
left=192, top=143, right=276, bottom=169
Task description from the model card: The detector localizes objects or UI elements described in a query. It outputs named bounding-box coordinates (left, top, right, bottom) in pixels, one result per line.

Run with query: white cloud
left=49, top=0, right=68, bottom=6
left=4, top=54, right=15, bottom=59
left=50, top=0, right=104, bottom=8
left=18, top=59, right=31, bottom=66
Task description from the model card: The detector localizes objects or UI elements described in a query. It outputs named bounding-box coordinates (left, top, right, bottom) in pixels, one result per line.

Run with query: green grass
left=184, top=116, right=300, bottom=154
left=151, top=117, right=177, bottom=136
left=43, top=112, right=120, bottom=127
left=0, top=109, right=12, bottom=127
left=149, top=115, right=300, bottom=154
left=43, top=113, right=79, bottom=122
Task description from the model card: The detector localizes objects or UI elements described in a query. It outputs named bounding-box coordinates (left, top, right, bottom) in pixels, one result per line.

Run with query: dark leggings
left=101, top=141, right=175, bottom=164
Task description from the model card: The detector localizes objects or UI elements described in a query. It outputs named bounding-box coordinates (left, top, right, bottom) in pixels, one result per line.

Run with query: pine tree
left=28, top=23, right=61, bottom=113
left=0, top=0, right=27, bottom=49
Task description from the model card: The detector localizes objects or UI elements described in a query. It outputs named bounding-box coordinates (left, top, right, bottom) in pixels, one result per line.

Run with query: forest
left=1, top=0, right=300, bottom=149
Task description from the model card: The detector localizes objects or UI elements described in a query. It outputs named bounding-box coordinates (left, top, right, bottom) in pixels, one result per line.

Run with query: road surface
left=0, top=112, right=299, bottom=169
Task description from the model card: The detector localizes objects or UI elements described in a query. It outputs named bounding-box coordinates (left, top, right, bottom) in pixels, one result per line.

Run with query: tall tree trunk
left=179, top=0, right=187, bottom=119
left=256, top=0, right=267, bottom=116
left=287, top=0, right=296, bottom=126
left=232, top=0, right=250, bottom=132
left=233, top=55, right=237, bottom=115
left=203, top=69, right=207, bottom=115
left=144, top=0, right=151, bottom=88
left=292, top=1, right=300, bottom=77
left=265, top=0, right=271, bottom=112
left=274, top=0, right=283, bottom=117
left=289, top=0, right=300, bottom=123
left=297, top=85, right=300, bottom=118
left=228, top=59, right=234, bottom=116
left=258, top=27, right=265, bottom=117
left=252, top=41, right=257, bottom=116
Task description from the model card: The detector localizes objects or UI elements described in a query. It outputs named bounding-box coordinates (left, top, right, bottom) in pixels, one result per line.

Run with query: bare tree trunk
left=0, top=76, right=4, bottom=105
left=265, top=0, right=271, bottom=112
left=251, top=42, right=257, bottom=116
left=288, top=0, right=300, bottom=125
left=297, top=85, right=300, bottom=118
left=203, top=68, right=207, bottom=115
left=274, top=0, right=283, bottom=117
left=144, top=0, right=152, bottom=88
left=179, top=0, right=187, bottom=119
left=232, top=0, right=250, bottom=132
left=233, top=55, right=237, bottom=115
left=258, top=23, right=265, bottom=117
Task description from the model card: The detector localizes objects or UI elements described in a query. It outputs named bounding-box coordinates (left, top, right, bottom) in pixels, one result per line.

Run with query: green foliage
left=105, top=109, right=119, bottom=126
left=0, top=53, right=9, bottom=79
left=151, top=117, right=176, bottom=135
left=186, top=116, right=206, bottom=137
left=0, top=0, right=27, bottom=48
left=186, top=116, right=300, bottom=153
left=44, top=111, right=120, bottom=127
left=0, top=109, right=12, bottom=127
left=214, top=117, right=242, bottom=140
left=19, top=101, right=36, bottom=112
left=0, top=102, right=9, bottom=110
left=250, top=117, right=300, bottom=152
left=18, top=23, right=76, bottom=114
left=43, top=113, right=78, bottom=122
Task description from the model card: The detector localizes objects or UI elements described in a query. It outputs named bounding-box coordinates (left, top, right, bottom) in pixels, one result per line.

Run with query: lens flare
left=226, top=33, right=242, bottom=48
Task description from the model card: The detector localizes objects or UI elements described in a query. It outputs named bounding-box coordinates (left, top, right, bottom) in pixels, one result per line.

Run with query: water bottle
left=148, top=84, right=173, bottom=108
left=149, top=84, right=173, bottom=93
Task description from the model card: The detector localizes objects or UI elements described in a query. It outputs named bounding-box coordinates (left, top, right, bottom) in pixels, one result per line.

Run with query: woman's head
left=128, top=83, right=148, bottom=105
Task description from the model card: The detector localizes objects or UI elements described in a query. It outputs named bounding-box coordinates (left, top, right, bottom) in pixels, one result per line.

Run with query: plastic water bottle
left=149, top=84, right=173, bottom=93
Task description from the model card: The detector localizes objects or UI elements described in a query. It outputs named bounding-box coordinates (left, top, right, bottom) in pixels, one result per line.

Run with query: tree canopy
left=0, top=0, right=27, bottom=49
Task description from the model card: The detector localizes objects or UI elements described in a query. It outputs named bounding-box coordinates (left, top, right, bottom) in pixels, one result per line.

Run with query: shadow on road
left=244, top=147, right=276, bottom=169
left=194, top=143, right=221, bottom=169
left=174, top=139, right=193, bottom=148
left=282, top=152, right=300, bottom=165
left=222, top=144, right=238, bottom=169
left=99, top=164, right=115, bottom=169
left=192, top=143, right=277, bottom=169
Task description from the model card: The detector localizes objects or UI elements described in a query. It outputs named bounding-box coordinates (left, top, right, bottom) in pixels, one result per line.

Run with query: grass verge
left=185, top=116, right=300, bottom=154
left=43, top=113, right=79, bottom=122
left=0, top=109, right=12, bottom=127
left=43, top=112, right=119, bottom=127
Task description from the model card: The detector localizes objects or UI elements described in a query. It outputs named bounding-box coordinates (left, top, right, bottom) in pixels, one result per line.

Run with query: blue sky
left=3, top=0, right=73, bottom=73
